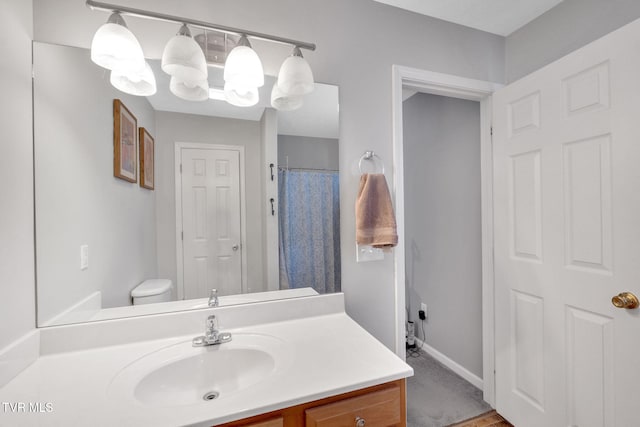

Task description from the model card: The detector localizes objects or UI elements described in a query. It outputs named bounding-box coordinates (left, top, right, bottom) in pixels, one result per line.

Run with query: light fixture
left=277, top=47, right=314, bottom=96
left=110, top=61, right=157, bottom=96
left=90, top=11, right=145, bottom=73
left=224, top=82, right=259, bottom=107
left=271, top=84, right=303, bottom=111
left=162, top=24, right=208, bottom=83
left=87, top=0, right=316, bottom=106
left=170, top=76, right=209, bottom=101
left=223, top=35, right=264, bottom=89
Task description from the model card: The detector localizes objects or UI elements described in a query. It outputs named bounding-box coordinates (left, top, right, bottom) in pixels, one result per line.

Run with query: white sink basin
left=108, top=333, right=292, bottom=407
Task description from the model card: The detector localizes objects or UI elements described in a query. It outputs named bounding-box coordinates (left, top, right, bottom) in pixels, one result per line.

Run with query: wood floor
left=448, top=410, right=513, bottom=427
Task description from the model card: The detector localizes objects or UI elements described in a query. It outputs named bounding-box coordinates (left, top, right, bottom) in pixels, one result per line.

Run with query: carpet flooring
left=406, top=349, right=492, bottom=427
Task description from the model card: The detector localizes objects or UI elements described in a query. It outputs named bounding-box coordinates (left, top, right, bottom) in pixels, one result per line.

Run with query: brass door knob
left=611, top=292, right=639, bottom=309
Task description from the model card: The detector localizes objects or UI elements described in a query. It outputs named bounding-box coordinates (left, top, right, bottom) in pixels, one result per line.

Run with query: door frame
left=174, top=142, right=248, bottom=301
left=391, top=65, right=502, bottom=406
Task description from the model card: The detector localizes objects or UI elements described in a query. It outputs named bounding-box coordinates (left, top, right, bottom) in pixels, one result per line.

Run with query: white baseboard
left=0, top=330, right=39, bottom=388
left=414, top=337, right=483, bottom=390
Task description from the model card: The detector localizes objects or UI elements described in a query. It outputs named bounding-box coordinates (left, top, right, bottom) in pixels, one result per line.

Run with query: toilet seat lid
left=132, top=279, right=172, bottom=298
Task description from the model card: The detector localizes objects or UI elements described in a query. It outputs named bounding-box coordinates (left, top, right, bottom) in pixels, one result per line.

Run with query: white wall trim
left=0, top=330, right=39, bottom=388
left=40, top=291, right=101, bottom=327
left=174, top=142, right=248, bottom=300
left=414, top=337, right=483, bottom=390
left=391, top=64, right=501, bottom=407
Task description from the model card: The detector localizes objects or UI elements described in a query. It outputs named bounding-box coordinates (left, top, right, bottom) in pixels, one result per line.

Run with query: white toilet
left=131, top=279, right=173, bottom=305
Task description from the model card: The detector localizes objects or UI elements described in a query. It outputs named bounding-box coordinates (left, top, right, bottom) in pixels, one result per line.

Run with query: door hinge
left=490, top=126, right=493, bottom=136
left=181, top=231, right=183, bottom=240
left=180, top=164, right=183, bottom=173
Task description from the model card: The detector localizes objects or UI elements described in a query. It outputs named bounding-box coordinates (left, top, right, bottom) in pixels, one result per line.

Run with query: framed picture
left=113, top=99, right=137, bottom=182
left=139, top=127, right=155, bottom=190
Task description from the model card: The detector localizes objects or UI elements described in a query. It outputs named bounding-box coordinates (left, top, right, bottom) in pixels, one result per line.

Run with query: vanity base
left=219, top=379, right=406, bottom=427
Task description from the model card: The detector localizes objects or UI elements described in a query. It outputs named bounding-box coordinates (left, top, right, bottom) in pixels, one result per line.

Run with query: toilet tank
left=131, top=279, right=173, bottom=305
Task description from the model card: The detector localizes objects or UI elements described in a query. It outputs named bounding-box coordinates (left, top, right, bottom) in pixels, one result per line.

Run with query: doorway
left=175, top=143, right=247, bottom=300
left=402, top=91, right=488, bottom=426
left=391, top=67, right=499, bottom=406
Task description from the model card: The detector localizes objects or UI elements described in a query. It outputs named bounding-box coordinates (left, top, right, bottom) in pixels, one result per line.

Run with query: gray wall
left=506, top=0, right=640, bottom=82
left=154, top=111, right=265, bottom=294
left=0, top=0, right=35, bottom=350
left=403, top=93, right=482, bottom=377
left=33, top=0, right=504, bottom=350
left=278, top=135, right=339, bottom=171
left=34, top=43, right=158, bottom=322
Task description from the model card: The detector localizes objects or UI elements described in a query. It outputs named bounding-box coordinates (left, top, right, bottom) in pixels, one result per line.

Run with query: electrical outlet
left=420, top=303, right=427, bottom=318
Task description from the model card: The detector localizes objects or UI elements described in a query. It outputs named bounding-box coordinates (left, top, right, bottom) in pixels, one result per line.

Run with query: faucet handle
left=206, top=314, right=217, bottom=330
left=208, top=289, right=219, bottom=307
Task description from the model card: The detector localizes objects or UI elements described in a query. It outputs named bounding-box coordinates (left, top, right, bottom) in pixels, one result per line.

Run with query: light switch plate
left=356, top=244, right=385, bottom=262
left=80, top=245, right=89, bottom=270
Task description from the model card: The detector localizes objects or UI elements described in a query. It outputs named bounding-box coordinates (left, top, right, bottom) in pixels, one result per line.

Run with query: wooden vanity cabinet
left=218, top=379, right=406, bottom=427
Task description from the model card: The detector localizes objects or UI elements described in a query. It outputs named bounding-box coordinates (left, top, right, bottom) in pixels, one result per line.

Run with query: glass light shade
left=110, top=62, right=157, bottom=96
left=90, top=16, right=145, bottom=72
left=277, top=54, right=314, bottom=96
left=162, top=33, right=208, bottom=83
left=224, top=82, right=259, bottom=107
left=223, top=45, right=264, bottom=88
left=169, top=76, right=209, bottom=101
left=270, top=84, right=303, bottom=111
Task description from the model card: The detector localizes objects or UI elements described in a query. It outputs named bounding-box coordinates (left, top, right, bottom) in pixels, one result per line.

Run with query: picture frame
left=113, top=99, right=137, bottom=183
left=139, top=127, right=155, bottom=190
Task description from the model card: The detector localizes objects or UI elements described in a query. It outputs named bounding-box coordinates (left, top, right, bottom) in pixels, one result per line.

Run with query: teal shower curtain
left=278, top=169, right=341, bottom=293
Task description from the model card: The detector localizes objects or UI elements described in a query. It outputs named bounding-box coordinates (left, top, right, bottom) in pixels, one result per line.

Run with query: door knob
left=231, top=244, right=239, bottom=251
left=611, top=292, right=639, bottom=309
left=355, top=417, right=365, bottom=427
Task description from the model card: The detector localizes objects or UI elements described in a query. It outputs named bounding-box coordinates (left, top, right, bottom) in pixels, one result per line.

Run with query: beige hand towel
left=356, top=173, right=398, bottom=249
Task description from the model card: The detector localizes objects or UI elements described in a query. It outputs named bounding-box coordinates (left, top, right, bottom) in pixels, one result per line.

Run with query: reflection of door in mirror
left=177, top=144, right=244, bottom=299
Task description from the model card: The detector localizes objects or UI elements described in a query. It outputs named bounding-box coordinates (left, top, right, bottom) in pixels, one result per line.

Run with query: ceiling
left=372, top=0, right=564, bottom=36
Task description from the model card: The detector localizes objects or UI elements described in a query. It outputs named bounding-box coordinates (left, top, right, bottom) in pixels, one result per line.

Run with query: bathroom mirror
left=33, top=41, right=340, bottom=327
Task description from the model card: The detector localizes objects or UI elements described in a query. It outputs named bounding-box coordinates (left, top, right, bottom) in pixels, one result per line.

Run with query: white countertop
left=0, top=295, right=413, bottom=426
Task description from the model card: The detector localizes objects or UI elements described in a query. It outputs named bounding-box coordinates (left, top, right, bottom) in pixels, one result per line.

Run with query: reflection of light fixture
left=110, top=61, right=157, bottom=96
left=87, top=0, right=316, bottom=106
left=90, top=12, right=145, bottom=72
left=224, top=82, right=259, bottom=107
left=208, top=87, right=226, bottom=101
left=170, top=76, right=209, bottom=101
left=271, top=83, right=303, bottom=111
left=224, top=35, right=264, bottom=89
left=162, top=24, right=208, bottom=83
left=277, top=47, right=314, bottom=96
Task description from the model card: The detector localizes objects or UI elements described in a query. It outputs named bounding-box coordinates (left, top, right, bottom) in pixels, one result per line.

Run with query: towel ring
left=358, top=151, right=385, bottom=174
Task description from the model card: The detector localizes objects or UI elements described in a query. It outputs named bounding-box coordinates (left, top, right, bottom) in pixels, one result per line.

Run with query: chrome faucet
left=208, top=289, right=219, bottom=307
left=192, top=314, right=232, bottom=347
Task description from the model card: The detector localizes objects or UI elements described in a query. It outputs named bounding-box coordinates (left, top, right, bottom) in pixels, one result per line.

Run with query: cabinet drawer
left=240, top=417, right=283, bottom=427
left=305, top=385, right=401, bottom=427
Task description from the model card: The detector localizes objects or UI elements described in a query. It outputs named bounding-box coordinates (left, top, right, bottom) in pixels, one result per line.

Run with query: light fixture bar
left=86, top=0, right=316, bottom=51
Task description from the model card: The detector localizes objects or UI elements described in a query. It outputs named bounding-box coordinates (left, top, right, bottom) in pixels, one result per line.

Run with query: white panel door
left=180, top=147, right=243, bottom=299
left=493, top=19, right=640, bottom=427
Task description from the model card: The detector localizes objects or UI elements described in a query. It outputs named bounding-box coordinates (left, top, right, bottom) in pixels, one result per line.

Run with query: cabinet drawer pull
left=355, top=416, right=365, bottom=427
